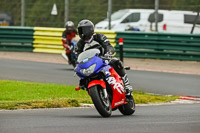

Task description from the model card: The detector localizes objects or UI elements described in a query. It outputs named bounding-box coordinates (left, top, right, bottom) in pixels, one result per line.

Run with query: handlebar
left=100, top=54, right=112, bottom=60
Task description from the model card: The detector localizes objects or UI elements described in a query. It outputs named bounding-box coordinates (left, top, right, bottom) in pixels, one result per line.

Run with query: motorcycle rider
left=62, top=21, right=77, bottom=65
left=74, top=19, right=133, bottom=96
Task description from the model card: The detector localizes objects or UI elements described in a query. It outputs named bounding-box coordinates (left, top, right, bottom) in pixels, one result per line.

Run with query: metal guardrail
left=115, top=31, right=200, bottom=61
left=0, top=26, right=200, bottom=61
left=33, top=27, right=64, bottom=53
left=0, top=26, right=34, bottom=52
left=0, top=26, right=117, bottom=54
left=32, top=28, right=117, bottom=54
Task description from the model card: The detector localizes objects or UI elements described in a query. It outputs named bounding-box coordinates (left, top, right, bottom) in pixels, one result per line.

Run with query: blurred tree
left=0, top=0, right=199, bottom=27
left=69, top=0, right=107, bottom=26
left=0, top=0, right=21, bottom=25
left=25, top=0, right=64, bottom=27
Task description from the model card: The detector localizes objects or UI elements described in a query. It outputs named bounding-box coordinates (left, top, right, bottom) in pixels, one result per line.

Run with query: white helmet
left=65, top=21, right=74, bottom=28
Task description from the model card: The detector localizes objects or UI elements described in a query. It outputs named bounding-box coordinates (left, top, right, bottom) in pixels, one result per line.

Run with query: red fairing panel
left=88, top=80, right=106, bottom=89
left=107, top=67, right=126, bottom=108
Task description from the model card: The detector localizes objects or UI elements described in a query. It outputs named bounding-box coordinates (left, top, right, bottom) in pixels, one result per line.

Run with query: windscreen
left=77, top=49, right=100, bottom=63
left=148, top=12, right=163, bottom=23
left=184, top=14, right=200, bottom=24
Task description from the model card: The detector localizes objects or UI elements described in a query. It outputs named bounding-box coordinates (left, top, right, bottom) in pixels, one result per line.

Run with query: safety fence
left=33, top=28, right=117, bottom=53
left=0, top=26, right=117, bottom=54
left=0, top=26, right=34, bottom=52
left=33, top=27, right=64, bottom=53
left=115, top=31, right=200, bottom=61
left=0, top=26, right=200, bottom=61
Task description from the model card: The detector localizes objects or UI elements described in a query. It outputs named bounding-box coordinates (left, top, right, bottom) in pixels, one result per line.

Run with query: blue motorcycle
left=75, top=47, right=135, bottom=117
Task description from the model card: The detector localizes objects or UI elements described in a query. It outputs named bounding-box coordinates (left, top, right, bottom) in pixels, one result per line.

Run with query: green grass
left=133, top=91, right=179, bottom=104
left=0, top=80, right=179, bottom=110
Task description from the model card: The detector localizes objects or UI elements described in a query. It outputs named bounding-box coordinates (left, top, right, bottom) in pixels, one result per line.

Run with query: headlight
left=80, top=64, right=96, bottom=76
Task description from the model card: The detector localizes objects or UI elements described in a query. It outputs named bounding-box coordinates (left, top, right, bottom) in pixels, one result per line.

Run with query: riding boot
left=109, top=59, right=133, bottom=96
left=122, top=74, right=133, bottom=96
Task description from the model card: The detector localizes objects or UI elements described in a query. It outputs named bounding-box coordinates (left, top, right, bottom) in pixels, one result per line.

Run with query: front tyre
left=89, top=85, right=112, bottom=117
left=118, top=95, right=135, bottom=115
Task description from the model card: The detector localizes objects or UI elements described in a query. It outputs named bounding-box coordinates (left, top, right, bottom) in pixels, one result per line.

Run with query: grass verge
left=0, top=80, right=179, bottom=110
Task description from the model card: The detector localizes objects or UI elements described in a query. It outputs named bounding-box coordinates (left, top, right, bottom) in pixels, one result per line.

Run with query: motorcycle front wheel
left=89, top=85, right=112, bottom=117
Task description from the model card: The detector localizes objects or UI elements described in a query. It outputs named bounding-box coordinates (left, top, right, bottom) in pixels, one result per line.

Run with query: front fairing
left=76, top=55, right=105, bottom=78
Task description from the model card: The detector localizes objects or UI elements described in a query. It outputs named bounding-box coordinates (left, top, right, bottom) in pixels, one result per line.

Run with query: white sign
left=51, top=3, right=57, bottom=15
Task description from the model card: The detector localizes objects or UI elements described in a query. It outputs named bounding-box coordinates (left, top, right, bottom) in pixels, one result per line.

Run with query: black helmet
left=77, top=20, right=94, bottom=40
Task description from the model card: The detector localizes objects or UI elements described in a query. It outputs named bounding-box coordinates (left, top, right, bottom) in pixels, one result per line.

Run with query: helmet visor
left=78, top=26, right=93, bottom=40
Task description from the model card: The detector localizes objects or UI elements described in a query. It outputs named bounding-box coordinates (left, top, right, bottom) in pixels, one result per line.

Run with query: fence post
left=155, top=0, right=159, bottom=32
left=64, top=0, right=69, bottom=25
left=119, top=38, right=123, bottom=63
left=21, top=0, right=25, bottom=26
left=108, top=0, right=112, bottom=30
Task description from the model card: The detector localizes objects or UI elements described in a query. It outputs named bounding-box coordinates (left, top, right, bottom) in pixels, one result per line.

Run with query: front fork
left=103, top=88, right=108, bottom=98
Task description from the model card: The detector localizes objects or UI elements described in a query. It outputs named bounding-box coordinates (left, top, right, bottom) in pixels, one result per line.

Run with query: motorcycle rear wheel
left=89, top=85, right=112, bottom=117
left=118, top=95, right=135, bottom=115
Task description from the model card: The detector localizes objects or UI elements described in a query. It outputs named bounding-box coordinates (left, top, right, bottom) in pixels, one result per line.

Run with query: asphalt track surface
left=0, top=59, right=200, bottom=96
left=0, top=104, right=200, bottom=133
left=0, top=59, right=200, bottom=133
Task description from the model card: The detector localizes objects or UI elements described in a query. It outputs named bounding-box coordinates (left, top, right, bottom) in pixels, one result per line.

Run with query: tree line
left=0, top=0, right=199, bottom=27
